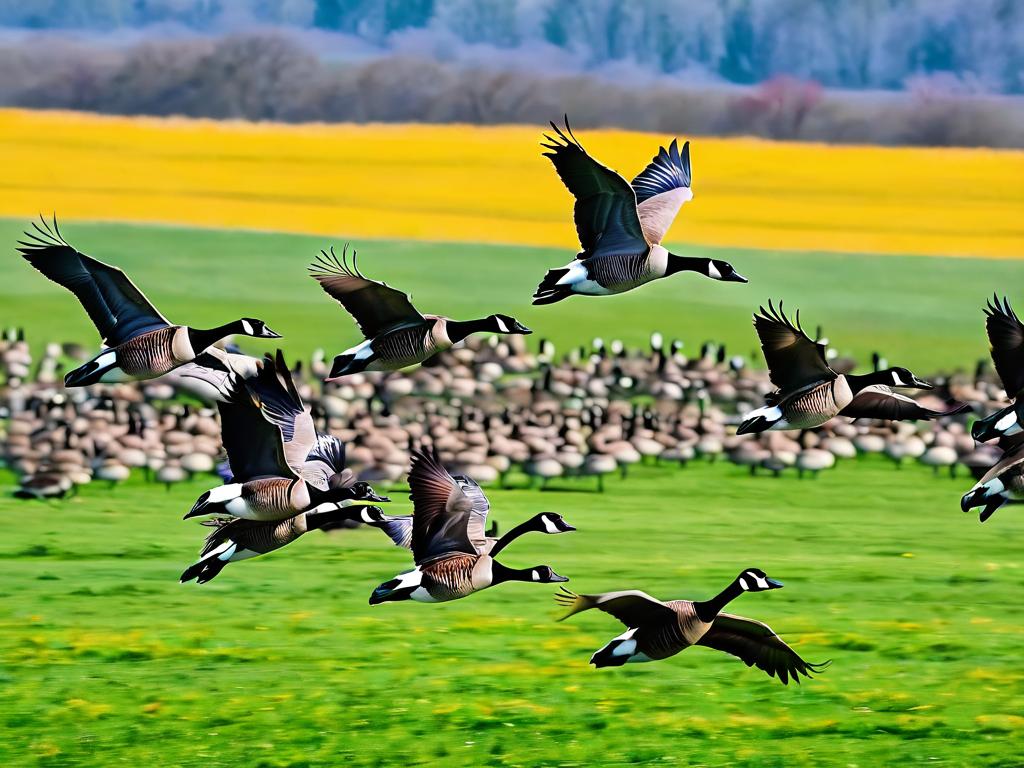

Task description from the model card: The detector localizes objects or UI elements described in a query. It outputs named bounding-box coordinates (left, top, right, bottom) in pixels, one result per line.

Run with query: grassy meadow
left=3, top=109, right=1024, bottom=766
left=3, top=459, right=1024, bottom=767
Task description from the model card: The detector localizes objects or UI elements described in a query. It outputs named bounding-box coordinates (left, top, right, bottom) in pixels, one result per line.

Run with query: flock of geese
left=7, top=118, right=1021, bottom=683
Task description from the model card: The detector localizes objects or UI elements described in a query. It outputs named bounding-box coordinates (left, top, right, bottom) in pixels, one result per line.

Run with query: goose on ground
left=180, top=505, right=389, bottom=584
left=17, top=217, right=280, bottom=387
left=185, top=353, right=388, bottom=521
left=531, top=118, right=746, bottom=305
left=368, top=446, right=571, bottom=605
left=961, top=435, right=1024, bottom=522
left=738, top=302, right=968, bottom=435
left=972, top=295, right=1024, bottom=442
left=554, top=569, right=828, bottom=685
left=309, top=247, right=530, bottom=379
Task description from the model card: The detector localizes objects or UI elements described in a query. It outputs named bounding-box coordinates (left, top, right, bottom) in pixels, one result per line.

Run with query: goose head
left=736, top=568, right=784, bottom=592
left=236, top=318, right=282, bottom=339
left=527, top=512, right=576, bottom=534
left=971, top=403, right=1022, bottom=443
left=528, top=565, right=570, bottom=583
left=880, top=367, right=932, bottom=389
left=487, top=314, right=532, bottom=335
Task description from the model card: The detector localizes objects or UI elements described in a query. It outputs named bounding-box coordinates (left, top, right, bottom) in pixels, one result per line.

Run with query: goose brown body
left=634, top=600, right=711, bottom=659
left=420, top=553, right=494, bottom=601
left=116, top=326, right=195, bottom=378
left=364, top=319, right=452, bottom=371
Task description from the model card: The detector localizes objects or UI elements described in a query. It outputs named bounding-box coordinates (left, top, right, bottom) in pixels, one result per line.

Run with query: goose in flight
left=532, top=118, right=746, bottom=305
left=17, top=217, right=279, bottom=387
left=972, top=295, right=1024, bottom=443
left=309, top=247, right=530, bottom=380
left=185, top=351, right=388, bottom=522
left=369, top=446, right=572, bottom=604
left=556, top=569, right=829, bottom=684
left=738, top=301, right=969, bottom=434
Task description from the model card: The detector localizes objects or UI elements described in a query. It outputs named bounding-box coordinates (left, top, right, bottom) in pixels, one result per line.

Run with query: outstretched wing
left=631, top=139, right=693, bottom=245
left=216, top=383, right=295, bottom=482
left=244, top=350, right=320, bottom=480
left=17, top=216, right=170, bottom=346
left=554, top=587, right=676, bottom=627
left=542, top=117, right=648, bottom=256
left=309, top=246, right=424, bottom=339
left=753, top=300, right=835, bottom=392
left=376, top=514, right=414, bottom=550
left=840, top=386, right=971, bottom=421
left=301, top=434, right=347, bottom=491
left=984, top=294, right=1024, bottom=398
left=697, top=613, right=830, bottom=685
left=408, top=446, right=489, bottom=565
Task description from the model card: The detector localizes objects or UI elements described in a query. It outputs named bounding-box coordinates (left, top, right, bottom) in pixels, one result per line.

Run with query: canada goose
left=17, top=217, right=280, bottom=386
left=555, top=569, right=828, bottom=685
left=309, top=247, right=530, bottom=379
left=972, top=296, right=1024, bottom=442
left=185, top=356, right=388, bottom=522
left=738, top=302, right=968, bottom=434
left=375, top=510, right=574, bottom=555
left=961, top=436, right=1024, bottom=521
left=369, top=446, right=571, bottom=605
left=180, top=505, right=389, bottom=584
left=532, top=119, right=745, bottom=305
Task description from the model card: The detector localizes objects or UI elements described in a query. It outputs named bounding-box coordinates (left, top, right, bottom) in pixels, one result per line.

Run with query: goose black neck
left=447, top=318, right=492, bottom=344
left=693, top=579, right=744, bottom=623
left=187, top=321, right=242, bottom=353
left=844, top=370, right=894, bottom=395
left=490, top=561, right=538, bottom=585
left=306, top=504, right=360, bottom=531
left=666, top=255, right=709, bottom=277
left=487, top=519, right=539, bottom=558
left=306, top=483, right=333, bottom=506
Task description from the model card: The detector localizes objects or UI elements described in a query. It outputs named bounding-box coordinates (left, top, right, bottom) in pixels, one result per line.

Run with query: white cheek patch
left=531, top=570, right=540, bottom=582
left=206, top=484, right=242, bottom=503
left=241, top=320, right=254, bottom=335
left=95, top=350, right=117, bottom=368
left=892, top=371, right=904, bottom=386
left=754, top=575, right=770, bottom=589
left=738, top=577, right=749, bottom=591
left=707, top=262, right=722, bottom=279
left=996, top=411, right=1019, bottom=431
left=494, top=317, right=509, bottom=333
left=541, top=516, right=560, bottom=534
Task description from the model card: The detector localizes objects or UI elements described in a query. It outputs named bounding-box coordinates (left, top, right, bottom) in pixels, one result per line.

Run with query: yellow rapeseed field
left=2, top=108, right=1023, bottom=258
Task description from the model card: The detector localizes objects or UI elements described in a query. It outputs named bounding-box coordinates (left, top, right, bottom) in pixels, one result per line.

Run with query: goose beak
left=548, top=570, right=570, bottom=583
left=262, top=327, right=283, bottom=339
left=910, top=375, right=933, bottom=389
left=513, top=321, right=533, bottom=335
left=723, top=271, right=748, bottom=283
left=766, top=578, right=784, bottom=589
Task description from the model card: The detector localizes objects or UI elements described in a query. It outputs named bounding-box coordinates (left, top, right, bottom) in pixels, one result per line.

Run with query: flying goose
left=555, top=569, right=829, bottom=684
left=180, top=505, right=390, bottom=584
left=17, top=217, right=280, bottom=387
left=369, top=446, right=572, bottom=604
left=738, top=301, right=969, bottom=434
left=374, top=510, right=575, bottom=554
left=185, top=352, right=388, bottom=522
left=972, top=296, right=1024, bottom=442
left=961, top=434, right=1024, bottom=522
left=531, top=118, right=746, bottom=305
left=309, top=247, right=531, bottom=380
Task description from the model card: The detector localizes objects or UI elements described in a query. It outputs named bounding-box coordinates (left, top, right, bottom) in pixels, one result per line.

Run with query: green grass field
left=4, top=218, right=1024, bottom=766
left=1, top=218, right=1017, bottom=372
left=3, top=459, right=1023, bottom=768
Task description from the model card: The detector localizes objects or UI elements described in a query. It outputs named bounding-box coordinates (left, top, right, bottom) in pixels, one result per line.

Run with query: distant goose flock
left=6, top=116, right=1017, bottom=683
